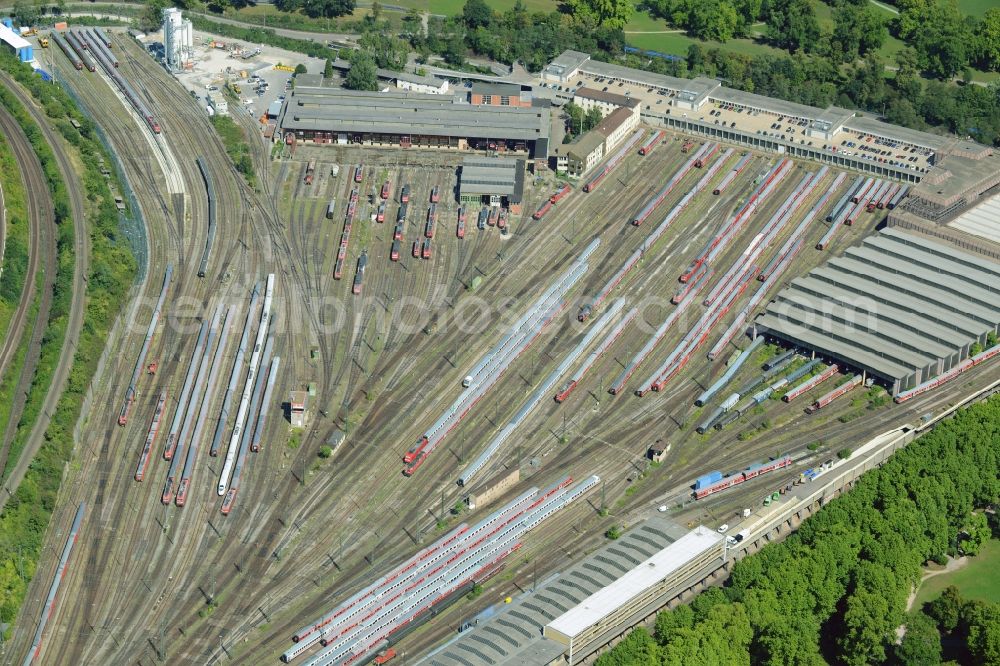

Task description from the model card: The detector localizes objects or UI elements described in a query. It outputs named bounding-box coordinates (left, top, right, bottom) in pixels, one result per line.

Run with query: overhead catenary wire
left=210, top=281, right=262, bottom=457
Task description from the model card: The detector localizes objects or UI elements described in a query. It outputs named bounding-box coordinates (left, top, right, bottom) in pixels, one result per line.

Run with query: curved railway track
left=0, top=71, right=92, bottom=512
left=13, top=48, right=992, bottom=666
left=0, top=103, right=56, bottom=482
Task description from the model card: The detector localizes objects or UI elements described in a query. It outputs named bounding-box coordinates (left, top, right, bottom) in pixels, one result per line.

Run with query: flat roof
left=460, top=157, right=523, bottom=197
left=843, top=115, right=950, bottom=152
left=711, top=88, right=840, bottom=123
left=546, top=527, right=724, bottom=639
left=543, top=49, right=590, bottom=78
left=948, top=193, right=1000, bottom=245
left=0, top=24, right=31, bottom=49
left=470, top=81, right=523, bottom=97
left=280, top=88, right=550, bottom=142
left=386, top=68, right=446, bottom=88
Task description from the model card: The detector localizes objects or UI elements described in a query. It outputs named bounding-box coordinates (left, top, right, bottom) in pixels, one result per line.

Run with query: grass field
left=387, top=0, right=558, bottom=15
left=913, top=540, right=1000, bottom=610
left=957, top=0, right=995, bottom=16
left=624, top=31, right=787, bottom=59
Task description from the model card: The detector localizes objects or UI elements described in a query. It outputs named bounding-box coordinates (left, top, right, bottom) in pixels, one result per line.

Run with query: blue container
left=695, top=471, right=724, bottom=490
left=35, top=68, right=52, bottom=82
left=1, top=17, right=14, bottom=28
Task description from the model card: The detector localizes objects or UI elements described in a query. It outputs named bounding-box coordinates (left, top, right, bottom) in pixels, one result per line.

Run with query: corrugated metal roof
left=280, top=88, right=550, bottom=141
left=881, top=226, right=1000, bottom=281
left=545, top=527, right=724, bottom=639
left=791, top=275, right=977, bottom=345
left=758, top=229, right=1000, bottom=387
left=0, top=24, right=31, bottom=49
left=424, top=518, right=688, bottom=666
left=947, top=193, right=1000, bottom=245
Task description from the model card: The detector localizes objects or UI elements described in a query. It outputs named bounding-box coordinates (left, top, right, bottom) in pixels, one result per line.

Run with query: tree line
left=593, top=394, right=1000, bottom=666
left=0, top=52, right=136, bottom=632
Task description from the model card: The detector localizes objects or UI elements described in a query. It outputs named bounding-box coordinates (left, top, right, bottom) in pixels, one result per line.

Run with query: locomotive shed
left=11, top=29, right=1000, bottom=666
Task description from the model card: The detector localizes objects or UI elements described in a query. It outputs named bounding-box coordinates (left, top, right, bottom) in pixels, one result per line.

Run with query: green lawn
left=913, top=540, right=1000, bottom=610
left=876, top=34, right=907, bottom=62
left=957, top=0, right=995, bottom=16
left=386, top=0, right=558, bottom=15
left=625, top=30, right=787, bottom=59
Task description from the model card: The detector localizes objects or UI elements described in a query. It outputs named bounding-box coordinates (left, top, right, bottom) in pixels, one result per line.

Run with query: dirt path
left=905, top=555, right=970, bottom=612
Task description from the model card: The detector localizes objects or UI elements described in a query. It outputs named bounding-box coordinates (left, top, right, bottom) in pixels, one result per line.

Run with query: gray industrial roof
left=542, top=50, right=590, bottom=80
left=947, top=193, right=1000, bottom=246
left=566, top=132, right=605, bottom=161
left=460, top=157, right=525, bottom=200
left=470, top=81, right=523, bottom=97
left=881, top=226, right=1000, bottom=281
left=711, top=88, right=851, bottom=125
left=279, top=88, right=550, bottom=143
left=757, top=228, right=1000, bottom=390
left=423, top=518, right=689, bottom=666
left=546, top=527, right=725, bottom=640
left=843, top=115, right=951, bottom=151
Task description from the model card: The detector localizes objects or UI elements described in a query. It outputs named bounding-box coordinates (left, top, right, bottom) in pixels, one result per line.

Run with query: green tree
left=654, top=604, right=694, bottom=644
left=688, top=0, right=739, bottom=42
left=912, top=1, right=971, bottom=79
left=442, top=35, right=466, bottom=66
left=564, top=101, right=585, bottom=135
left=584, top=105, right=603, bottom=131
left=345, top=52, right=378, bottom=90
left=565, top=0, right=633, bottom=30
left=896, top=0, right=932, bottom=40
left=139, top=0, right=168, bottom=32
left=764, top=0, right=819, bottom=53
left=359, top=32, right=409, bottom=70
left=318, top=445, right=333, bottom=458
left=926, top=585, right=963, bottom=633
left=294, top=63, right=308, bottom=75
left=964, top=601, right=1000, bottom=666
left=832, top=2, right=886, bottom=62
left=895, top=612, right=943, bottom=666
left=960, top=513, right=992, bottom=556
left=595, top=626, right=659, bottom=666
left=302, top=0, right=356, bottom=19
left=974, top=8, right=1000, bottom=72
left=463, top=0, right=493, bottom=29
left=12, top=0, right=41, bottom=27
left=324, top=57, right=334, bottom=79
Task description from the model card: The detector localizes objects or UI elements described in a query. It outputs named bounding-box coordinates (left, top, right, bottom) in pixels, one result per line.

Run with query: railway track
left=0, top=103, right=57, bottom=482
left=12, top=51, right=993, bottom=666
left=0, top=71, right=92, bottom=510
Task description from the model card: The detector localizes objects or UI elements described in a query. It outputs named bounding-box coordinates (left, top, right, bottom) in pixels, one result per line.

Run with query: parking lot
left=536, top=72, right=934, bottom=174
left=168, top=29, right=325, bottom=121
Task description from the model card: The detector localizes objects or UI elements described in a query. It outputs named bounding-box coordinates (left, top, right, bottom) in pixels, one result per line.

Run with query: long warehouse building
left=423, top=519, right=725, bottom=666
left=278, top=86, right=551, bottom=159
left=755, top=227, right=1000, bottom=395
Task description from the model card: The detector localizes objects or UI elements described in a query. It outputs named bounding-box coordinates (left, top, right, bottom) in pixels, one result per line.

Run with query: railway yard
left=4, top=26, right=1000, bottom=666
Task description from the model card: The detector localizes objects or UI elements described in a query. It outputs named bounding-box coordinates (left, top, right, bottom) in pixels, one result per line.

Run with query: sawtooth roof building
left=422, top=519, right=725, bottom=666
left=755, top=227, right=1000, bottom=395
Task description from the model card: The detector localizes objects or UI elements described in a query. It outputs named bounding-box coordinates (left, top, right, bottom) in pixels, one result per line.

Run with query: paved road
left=0, top=72, right=91, bottom=514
